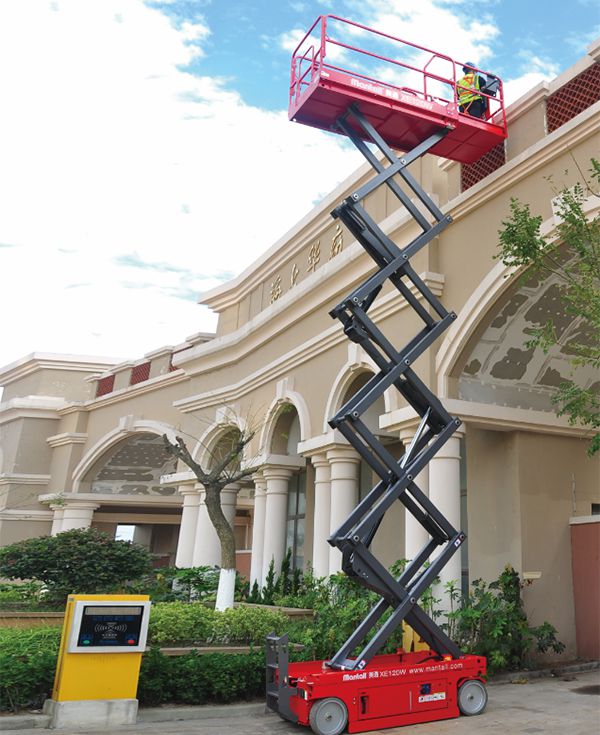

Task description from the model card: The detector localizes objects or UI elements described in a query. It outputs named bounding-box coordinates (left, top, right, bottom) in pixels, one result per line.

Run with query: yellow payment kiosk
left=44, top=594, right=151, bottom=729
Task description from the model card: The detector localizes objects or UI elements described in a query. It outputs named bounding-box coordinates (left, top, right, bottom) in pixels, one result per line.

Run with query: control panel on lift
left=67, top=600, right=151, bottom=653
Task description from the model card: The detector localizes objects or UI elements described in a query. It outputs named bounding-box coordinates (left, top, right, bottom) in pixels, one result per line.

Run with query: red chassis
left=284, top=650, right=487, bottom=734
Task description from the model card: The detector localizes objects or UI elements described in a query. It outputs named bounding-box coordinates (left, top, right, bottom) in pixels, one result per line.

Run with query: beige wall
left=467, top=428, right=523, bottom=580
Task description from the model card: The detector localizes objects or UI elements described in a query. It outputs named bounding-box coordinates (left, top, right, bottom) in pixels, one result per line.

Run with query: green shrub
left=210, top=605, right=288, bottom=645
left=0, top=528, right=152, bottom=603
left=284, top=572, right=405, bottom=662
left=0, top=581, right=49, bottom=610
left=138, top=649, right=265, bottom=706
left=0, top=627, right=60, bottom=711
left=148, top=602, right=288, bottom=647
left=446, top=566, right=565, bottom=672
left=148, top=602, right=217, bottom=645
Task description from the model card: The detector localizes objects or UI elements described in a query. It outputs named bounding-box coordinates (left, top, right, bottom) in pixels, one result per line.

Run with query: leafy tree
left=163, top=425, right=257, bottom=610
left=496, top=158, right=600, bottom=455
left=0, top=528, right=152, bottom=603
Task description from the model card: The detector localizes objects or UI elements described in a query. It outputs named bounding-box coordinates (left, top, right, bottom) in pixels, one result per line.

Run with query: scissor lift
left=267, top=16, right=507, bottom=735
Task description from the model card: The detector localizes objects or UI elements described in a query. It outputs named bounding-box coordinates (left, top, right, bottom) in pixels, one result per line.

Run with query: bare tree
left=163, top=426, right=258, bottom=610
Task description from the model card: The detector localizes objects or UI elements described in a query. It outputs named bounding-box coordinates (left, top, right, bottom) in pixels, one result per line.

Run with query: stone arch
left=436, top=210, right=599, bottom=409
left=324, top=346, right=396, bottom=435
left=435, top=259, right=514, bottom=398
left=193, top=417, right=249, bottom=472
left=72, top=419, right=179, bottom=495
left=259, top=388, right=311, bottom=456
left=433, top=204, right=600, bottom=399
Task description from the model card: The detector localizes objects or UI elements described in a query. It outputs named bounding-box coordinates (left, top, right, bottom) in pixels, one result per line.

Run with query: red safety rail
left=290, top=16, right=507, bottom=164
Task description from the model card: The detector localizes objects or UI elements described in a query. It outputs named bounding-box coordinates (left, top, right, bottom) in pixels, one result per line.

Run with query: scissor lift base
left=279, top=650, right=486, bottom=734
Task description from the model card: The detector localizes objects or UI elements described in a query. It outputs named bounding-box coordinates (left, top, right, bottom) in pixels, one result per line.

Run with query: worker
left=457, top=62, right=487, bottom=119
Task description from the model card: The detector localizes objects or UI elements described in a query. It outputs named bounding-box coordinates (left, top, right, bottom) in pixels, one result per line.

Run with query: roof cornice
left=0, top=396, right=67, bottom=425
left=0, top=353, right=120, bottom=386
left=199, top=158, right=378, bottom=312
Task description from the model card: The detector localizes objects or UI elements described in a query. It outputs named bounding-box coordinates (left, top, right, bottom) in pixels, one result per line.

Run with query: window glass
left=297, top=472, right=306, bottom=515
left=286, top=520, right=295, bottom=553
left=287, top=483, right=298, bottom=516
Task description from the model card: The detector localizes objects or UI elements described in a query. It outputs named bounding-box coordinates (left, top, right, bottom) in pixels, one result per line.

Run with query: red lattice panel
left=95, top=374, right=115, bottom=397
left=130, top=361, right=151, bottom=385
left=547, top=62, right=600, bottom=133
left=461, top=141, right=506, bottom=192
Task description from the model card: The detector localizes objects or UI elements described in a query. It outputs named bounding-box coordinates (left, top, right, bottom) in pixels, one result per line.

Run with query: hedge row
left=148, top=602, right=288, bottom=645
left=0, top=604, right=290, bottom=712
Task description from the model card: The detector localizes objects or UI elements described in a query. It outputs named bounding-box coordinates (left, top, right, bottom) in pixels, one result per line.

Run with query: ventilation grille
left=96, top=374, right=115, bottom=397
left=130, top=361, right=151, bottom=385
left=461, top=142, right=506, bottom=192
left=547, top=62, right=600, bottom=133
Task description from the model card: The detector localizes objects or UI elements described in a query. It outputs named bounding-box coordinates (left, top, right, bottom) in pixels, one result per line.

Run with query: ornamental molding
left=0, top=473, right=51, bottom=487
left=0, top=509, right=53, bottom=521
left=46, top=432, right=88, bottom=448
left=380, top=398, right=590, bottom=438
left=0, top=396, right=67, bottom=425
left=83, top=368, right=187, bottom=409
left=38, top=491, right=182, bottom=508
left=174, top=271, right=444, bottom=412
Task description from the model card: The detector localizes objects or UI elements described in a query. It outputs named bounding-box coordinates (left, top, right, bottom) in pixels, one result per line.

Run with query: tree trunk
left=204, top=484, right=236, bottom=610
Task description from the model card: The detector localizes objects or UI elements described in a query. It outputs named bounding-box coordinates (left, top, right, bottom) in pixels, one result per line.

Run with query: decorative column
left=310, top=453, right=331, bottom=579
left=220, top=483, right=240, bottom=533
left=191, top=486, right=220, bottom=567
left=191, top=483, right=240, bottom=568
left=400, top=429, right=430, bottom=563
left=261, top=466, right=294, bottom=582
left=59, top=501, right=99, bottom=532
left=50, top=505, right=65, bottom=535
left=249, top=472, right=267, bottom=587
left=175, top=487, right=201, bottom=568
left=429, top=431, right=464, bottom=610
left=327, top=446, right=360, bottom=574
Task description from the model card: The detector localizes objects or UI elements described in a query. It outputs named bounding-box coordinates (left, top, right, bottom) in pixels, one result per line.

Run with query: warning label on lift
left=418, top=692, right=446, bottom=703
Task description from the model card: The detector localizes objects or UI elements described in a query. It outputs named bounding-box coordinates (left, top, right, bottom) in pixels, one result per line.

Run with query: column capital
left=399, top=424, right=465, bottom=446
left=432, top=433, right=464, bottom=461
left=309, top=452, right=329, bottom=469
left=298, top=430, right=349, bottom=457
left=178, top=486, right=200, bottom=497
left=326, top=445, right=361, bottom=464
left=262, top=465, right=295, bottom=482
left=62, top=500, right=100, bottom=512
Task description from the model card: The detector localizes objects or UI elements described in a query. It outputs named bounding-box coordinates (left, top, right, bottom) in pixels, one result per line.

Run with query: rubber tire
left=308, top=697, right=348, bottom=735
left=457, top=679, right=488, bottom=716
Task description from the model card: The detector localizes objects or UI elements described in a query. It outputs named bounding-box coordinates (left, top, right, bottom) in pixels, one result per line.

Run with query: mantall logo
left=342, top=672, right=367, bottom=682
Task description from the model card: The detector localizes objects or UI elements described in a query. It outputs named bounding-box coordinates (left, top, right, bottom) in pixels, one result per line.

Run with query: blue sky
left=155, top=0, right=599, bottom=110
left=0, top=0, right=597, bottom=372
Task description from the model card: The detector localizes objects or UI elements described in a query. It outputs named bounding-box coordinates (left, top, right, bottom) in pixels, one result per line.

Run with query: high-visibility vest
left=457, top=72, right=482, bottom=106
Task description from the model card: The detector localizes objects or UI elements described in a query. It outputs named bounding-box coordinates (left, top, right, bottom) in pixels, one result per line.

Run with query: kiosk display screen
left=76, top=605, right=145, bottom=648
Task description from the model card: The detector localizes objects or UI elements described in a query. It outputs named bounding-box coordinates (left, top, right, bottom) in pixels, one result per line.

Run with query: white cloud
left=0, top=0, right=362, bottom=366
left=501, top=50, right=560, bottom=106
left=346, top=0, right=501, bottom=69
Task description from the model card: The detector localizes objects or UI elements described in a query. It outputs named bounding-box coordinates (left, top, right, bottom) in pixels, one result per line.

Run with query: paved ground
left=1, top=670, right=598, bottom=735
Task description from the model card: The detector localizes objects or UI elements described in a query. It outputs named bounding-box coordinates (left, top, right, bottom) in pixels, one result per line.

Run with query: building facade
left=1, top=41, right=599, bottom=658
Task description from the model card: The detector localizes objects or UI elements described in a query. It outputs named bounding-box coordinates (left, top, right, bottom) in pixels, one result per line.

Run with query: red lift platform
left=268, top=15, right=504, bottom=735
left=268, top=644, right=487, bottom=734
left=289, top=15, right=507, bottom=164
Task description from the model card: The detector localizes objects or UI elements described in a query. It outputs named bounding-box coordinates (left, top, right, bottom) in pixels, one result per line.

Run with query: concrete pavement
left=0, top=669, right=598, bottom=735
